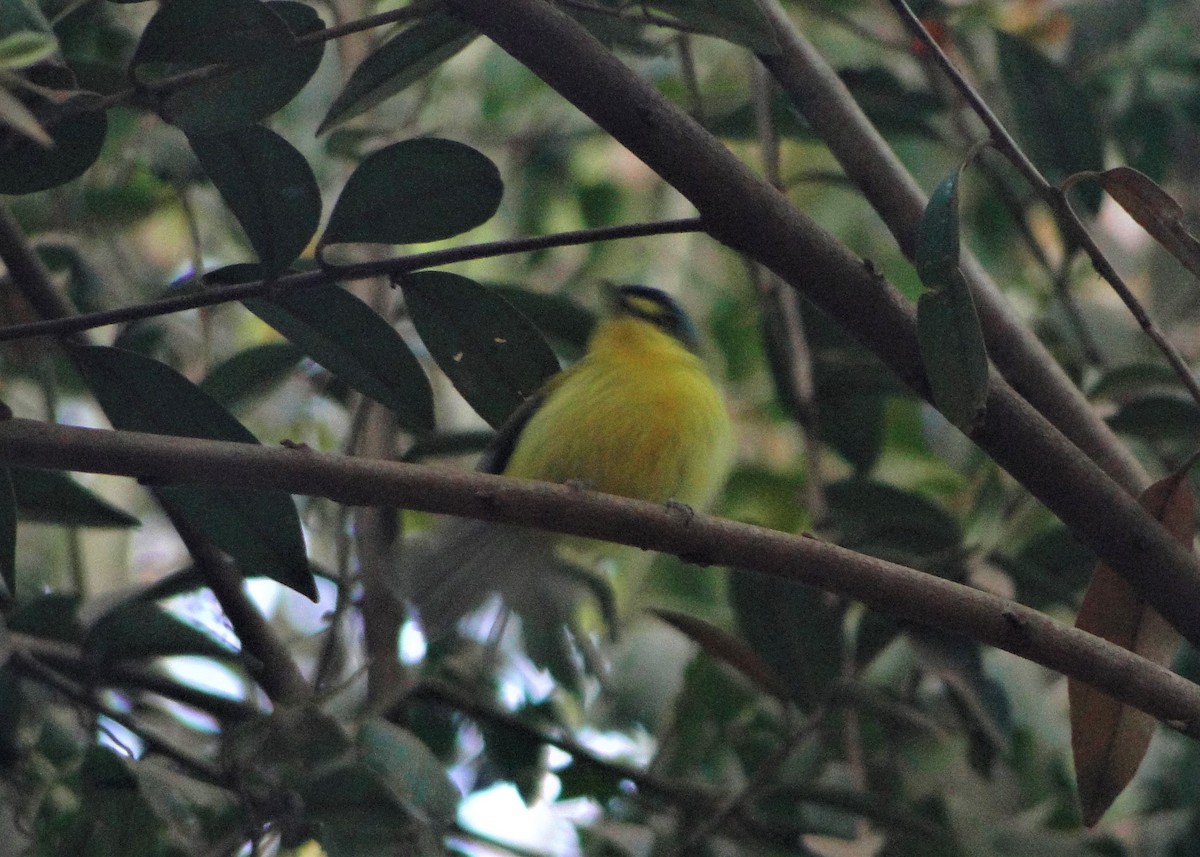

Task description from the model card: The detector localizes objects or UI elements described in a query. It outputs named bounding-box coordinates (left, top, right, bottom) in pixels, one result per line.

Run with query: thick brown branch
left=755, top=0, right=1148, bottom=493
left=437, top=0, right=1200, bottom=647
left=0, top=418, right=1198, bottom=736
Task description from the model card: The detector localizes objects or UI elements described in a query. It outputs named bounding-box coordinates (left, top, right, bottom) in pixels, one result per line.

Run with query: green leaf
left=0, top=31, right=55, bottom=69
left=0, top=468, right=13, bottom=596
left=242, top=283, right=435, bottom=432
left=188, top=126, right=321, bottom=278
left=0, top=94, right=107, bottom=194
left=132, top=0, right=324, bottom=133
left=322, top=138, right=503, bottom=246
left=70, top=345, right=315, bottom=600
left=915, top=165, right=988, bottom=432
left=9, top=592, right=83, bottom=643
left=1107, top=395, right=1200, bottom=443
left=357, top=718, right=459, bottom=825
left=85, top=600, right=239, bottom=663
left=318, top=11, right=477, bottom=134
left=826, top=479, right=962, bottom=561
left=400, top=271, right=560, bottom=428
left=996, top=31, right=1104, bottom=212
left=491, top=284, right=597, bottom=355
left=648, top=0, right=779, bottom=53
left=729, top=573, right=844, bottom=711
left=200, top=341, right=305, bottom=410
left=10, top=467, right=139, bottom=528
left=0, top=0, right=52, bottom=36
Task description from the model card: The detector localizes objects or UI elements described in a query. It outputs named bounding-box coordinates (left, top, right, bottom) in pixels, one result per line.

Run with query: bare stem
left=0, top=218, right=704, bottom=343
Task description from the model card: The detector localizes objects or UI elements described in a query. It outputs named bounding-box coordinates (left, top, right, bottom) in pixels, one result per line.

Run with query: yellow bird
left=398, top=285, right=734, bottom=638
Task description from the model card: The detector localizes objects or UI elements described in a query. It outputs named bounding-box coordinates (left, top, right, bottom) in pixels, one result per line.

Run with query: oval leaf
left=200, top=341, right=305, bottom=410
left=132, top=0, right=323, bottom=133
left=242, top=284, right=435, bottom=432
left=357, top=718, right=459, bottom=826
left=996, top=31, right=1104, bottom=212
left=189, top=126, right=321, bottom=278
left=85, top=600, right=239, bottom=664
left=318, top=11, right=477, bottom=134
left=69, top=345, right=315, bottom=600
left=0, top=94, right=106, bottom=194
left=1095, top=166, right=1200, bottom=284
left=10, top=467, right=139, bottom=528
left=321, top=138, right=502, bottom=246
left=1069, top=468, right=1192, bottom=826
left=917, top=283, right=989, bottom=432
left=400, top=272, right=560, bottom=428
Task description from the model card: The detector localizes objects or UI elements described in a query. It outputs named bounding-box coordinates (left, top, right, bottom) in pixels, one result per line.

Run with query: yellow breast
left=501, top=316, right=733, bottom=509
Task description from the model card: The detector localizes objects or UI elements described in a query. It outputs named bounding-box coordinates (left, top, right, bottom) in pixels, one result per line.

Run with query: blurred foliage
left=0, top=0, right=1198, bottom=855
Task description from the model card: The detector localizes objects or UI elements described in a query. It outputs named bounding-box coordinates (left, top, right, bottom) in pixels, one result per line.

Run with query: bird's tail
left=392, top=518, right=558, bottom=640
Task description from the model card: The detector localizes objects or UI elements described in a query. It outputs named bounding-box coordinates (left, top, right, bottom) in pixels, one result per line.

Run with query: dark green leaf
left=0, top=468, right=13, bottom=595
left=1087, top=363, right=1181, bottom=401
left=826, top=479, right=961, bottom=561
left=916, top=166, right=989, bottom=431
left=1107, top=395, right=1200, bottom=443
left=648, top=0, right=778, bottom=53
left=318, top=11, right=477, bottom=134
left=243, top=284, right=435, bottom=431
left=132, top=0, right=324, bottom=133
left=479, top=719, right=545, bottom=804
left=996, top=31, right=1104, bottom=212
left=9, top=592, right=82, bottom=643
left=357, top=718, right=459, bottom=825
left=322, top=138, right=503, bottom=246
left=200, top=341, right=305, bottom=409
left=70, top=345, right=315, bottom=600
left=491, top=284, right=597, bottom=355
left=224, top=705, right=354, bottom=792
left=85, top=600, right=238, bottom=663
left=0, top=0, right=52, bottom=36
left=188, top=126, right=321, bottom=277
left=729, top=572, right=844, bottom=711
left=401, top=272, right=560, bottom=427
left=917, top=284, right=989, bottom=432
left=0, top=94, right=107, bottom=194
left=10, top=467, right=139, bottom=528
left=1001, top=524, right=1094, bottom=610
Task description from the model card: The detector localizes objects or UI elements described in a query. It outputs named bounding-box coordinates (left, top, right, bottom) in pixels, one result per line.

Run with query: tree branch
left=755, top=0, right=1148, bottom=494
left=437, top=0, right=1200, bottom=648
left=886, top=0, right=1200, bottom=409
left=1, top=417, right=1198, bottom=737
left=0, top=218, right=703, bottom=343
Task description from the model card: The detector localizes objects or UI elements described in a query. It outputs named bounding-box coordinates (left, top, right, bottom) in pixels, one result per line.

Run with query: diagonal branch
left=755, top=0, right=1148, bottom=494
left=436, top=0, right=1200, bottom=646
left=1, top=417, right=1199, bottom=737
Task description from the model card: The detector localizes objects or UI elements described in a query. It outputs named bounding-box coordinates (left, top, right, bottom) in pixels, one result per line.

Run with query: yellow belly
left=501, top=319, right=733, bottom=510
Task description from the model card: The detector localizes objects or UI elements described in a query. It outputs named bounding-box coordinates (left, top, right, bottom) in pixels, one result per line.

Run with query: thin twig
left=887, top=0, right=1200, bottom=406
left=0, top=218, right=704, bottom=343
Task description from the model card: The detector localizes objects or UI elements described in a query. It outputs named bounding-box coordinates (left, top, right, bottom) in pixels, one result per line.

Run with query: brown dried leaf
left=1098, top=166, right=1200, bottom=283
left=1069, top=468, right=1192, bottom=826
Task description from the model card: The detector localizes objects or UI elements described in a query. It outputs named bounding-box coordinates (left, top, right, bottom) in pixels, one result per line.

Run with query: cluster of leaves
left=0, top=0, right=1199, bottom=856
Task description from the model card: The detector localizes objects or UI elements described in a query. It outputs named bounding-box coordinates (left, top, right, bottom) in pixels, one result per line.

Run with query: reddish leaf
left=1069, top=468, right=1192, bottom=825
left=1096, top=166, right=1200, bottom=284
